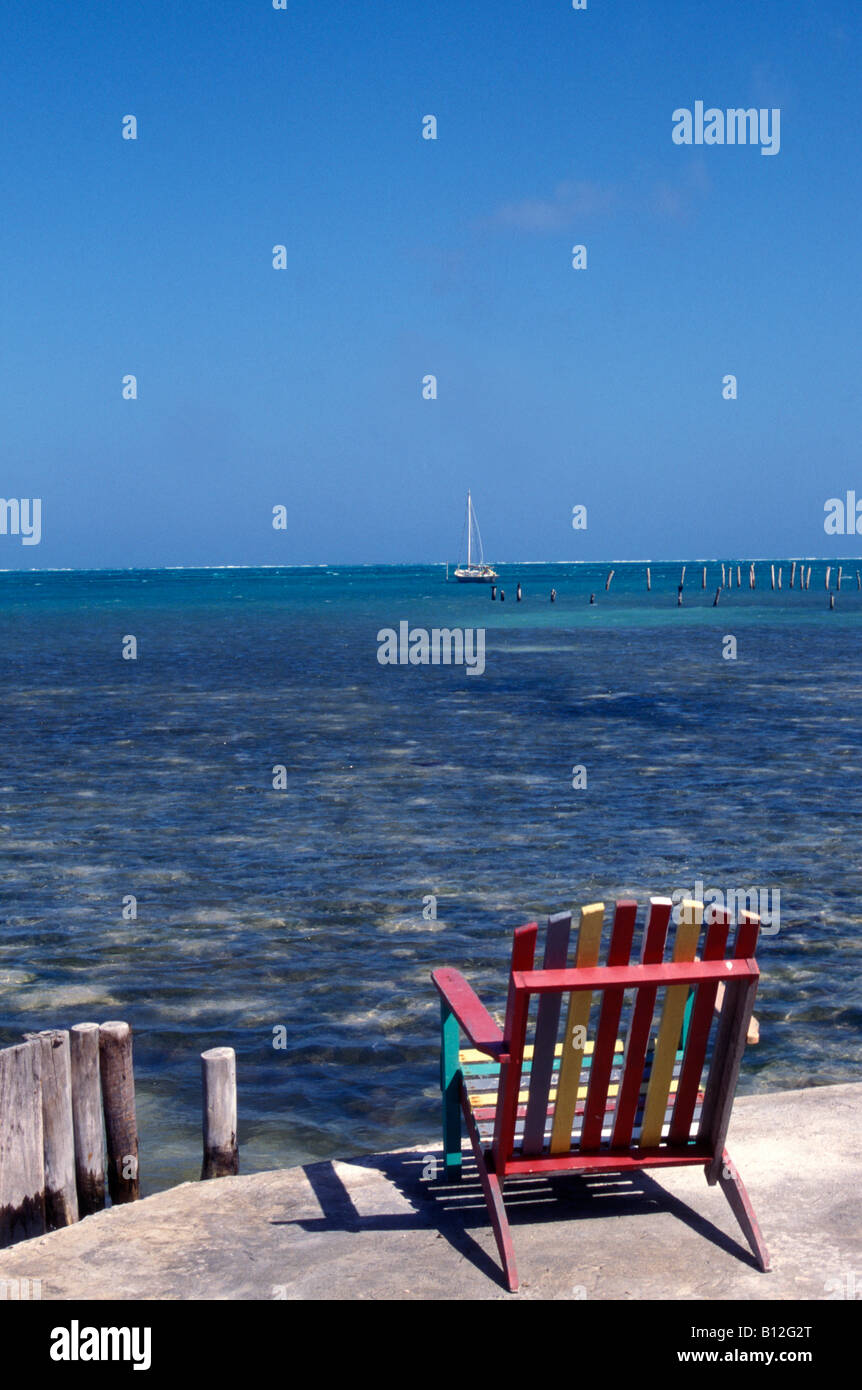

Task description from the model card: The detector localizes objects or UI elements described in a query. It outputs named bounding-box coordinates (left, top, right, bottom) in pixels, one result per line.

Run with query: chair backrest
left=492, top=897, right=761, bottom=1175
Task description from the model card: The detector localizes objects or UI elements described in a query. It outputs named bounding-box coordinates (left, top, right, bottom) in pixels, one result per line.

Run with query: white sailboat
left=454, top=491, right=497, bottom=582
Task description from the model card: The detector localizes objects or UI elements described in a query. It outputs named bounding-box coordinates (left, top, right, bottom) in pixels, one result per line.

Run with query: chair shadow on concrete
left=270, top=1146, right=760, bottom=1293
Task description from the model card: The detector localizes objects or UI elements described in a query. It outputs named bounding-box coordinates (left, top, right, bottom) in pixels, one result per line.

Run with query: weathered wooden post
left=737, top=565, right=741, bottom=587
left=857, top=570, right=861, bottom=590
left=837, top=566, right=843, bottom=590
left=770, top=564, right=775, bottom=590
left=790, top=560, right=796, bottom=588
left=777, top=566, right=782, bottom=589
left=713, top=587, right=721, bottom=607
left=680, top=565, right=686, bottom=589
left=721, top=563, right=726, bottom=587
left=646, top=567, right=651, bottom=590
left=806, top=566, right=812, bottom=589
left=23, top=1031, right=78, bottom=1230
left=702, top=566, right=707, bottom=589
left=0, top=1041, right=46, bottom=1247
left=749, top=563, right=755, bottom=589
left=825, top=566, right=831, bottom=590
left=201, top=1047, right=238, bottom=1179
left=99, top=1022, right=139, bottom=1204
left=70, top=1023, right=105, bottom=1216
left=605, top=569, right=614, bottom=591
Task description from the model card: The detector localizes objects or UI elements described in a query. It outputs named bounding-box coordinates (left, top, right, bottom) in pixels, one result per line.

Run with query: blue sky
left=0, top=0, right=859, bottom=568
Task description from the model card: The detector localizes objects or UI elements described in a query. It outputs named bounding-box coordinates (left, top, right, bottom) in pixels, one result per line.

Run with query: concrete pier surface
left=1, top=1082, right=859, bottom=1300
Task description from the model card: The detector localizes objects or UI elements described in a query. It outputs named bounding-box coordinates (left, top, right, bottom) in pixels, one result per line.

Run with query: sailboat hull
left=454, top=566, right=497, bottom=582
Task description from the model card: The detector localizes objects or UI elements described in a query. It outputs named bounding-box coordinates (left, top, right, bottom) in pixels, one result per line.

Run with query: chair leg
left=460, top=1089, right=519, bottom=1291
left=715, top=1148, right=771, bottom=1272
left=478, top=1162, right=519, bottom=1293
left=440, top=1002, right=463, bottom=1181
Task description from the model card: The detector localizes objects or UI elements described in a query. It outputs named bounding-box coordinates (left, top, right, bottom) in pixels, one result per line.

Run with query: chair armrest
left=431, top=967, right=506, bottom=1059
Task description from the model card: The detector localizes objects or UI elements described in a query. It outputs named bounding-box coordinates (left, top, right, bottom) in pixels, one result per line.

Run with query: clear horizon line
left=1, top=556, right=860, bottom=576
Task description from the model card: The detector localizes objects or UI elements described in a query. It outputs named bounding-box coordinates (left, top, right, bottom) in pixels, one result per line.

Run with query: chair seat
left=459, top=1043, right=703, bottom=1152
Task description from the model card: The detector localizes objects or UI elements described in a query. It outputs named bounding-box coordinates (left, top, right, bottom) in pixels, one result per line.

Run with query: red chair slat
left=581, top=900, right=637, bottom=1149
left=668, top=907, right=730, bottom=1143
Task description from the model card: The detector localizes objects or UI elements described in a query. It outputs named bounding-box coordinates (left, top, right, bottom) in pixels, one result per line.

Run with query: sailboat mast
left=467, top=492, right=472, bottom=568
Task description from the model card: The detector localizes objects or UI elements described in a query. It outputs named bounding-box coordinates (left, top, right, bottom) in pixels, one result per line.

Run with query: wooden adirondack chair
left=431, top=896, right=770, bottom=1292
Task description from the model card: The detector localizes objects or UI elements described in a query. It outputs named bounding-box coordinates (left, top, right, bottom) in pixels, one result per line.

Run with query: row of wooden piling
left=0, top=1022, right=138, bottom=1248
left=607, top=563, right=860, bottom=594
left=0, top=1023, right=238, bottom=1249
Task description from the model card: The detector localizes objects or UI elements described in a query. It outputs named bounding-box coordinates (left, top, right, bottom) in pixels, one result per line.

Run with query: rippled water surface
left=1, top=563, right=860, bottom=1192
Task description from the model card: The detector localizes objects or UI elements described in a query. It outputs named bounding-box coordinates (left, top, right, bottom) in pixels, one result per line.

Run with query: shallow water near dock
left=1, top=563, right=860, bottom=1193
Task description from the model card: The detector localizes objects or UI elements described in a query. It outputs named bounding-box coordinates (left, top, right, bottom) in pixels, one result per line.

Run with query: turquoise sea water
left=1, top=562, right=860, bottom=1193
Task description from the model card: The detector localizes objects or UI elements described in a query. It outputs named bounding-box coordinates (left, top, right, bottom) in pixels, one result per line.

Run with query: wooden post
left=790, top=560, right=796, bottom=588
left=857, top=570, right=861, bottom=590
left=702, top=566, right=707, bottom=589
left=713, top=587, right=721, bottom=607
left=201, top=1047, right=238, bottom=1179
left=806, top=566, right=812, bottom=589
left=605, top=569, right=614, bottom=591
left=770, top=564, right=775, bottom=590
left=23, top=1031, right=78, bottom=1230
left=777, top=566, right=782, bottom=589
left=749, top=563, right=755, bottom=589
left=99, top=1022, right=139, bottom=1204
left=737, top=565, right=741, bottom=587
left=646, top=567, right=651, bottom=590
left=70, top=1023, right=105, bottom=1216
left=829, top=592, right=835, bottom=610
left=721, top=564, right=726, bottom=587
left=0, top=1041, right=46, bottom=1247
left=680, top=565, right=686, bottom=588
left=837, top=566, right=843, bottom=590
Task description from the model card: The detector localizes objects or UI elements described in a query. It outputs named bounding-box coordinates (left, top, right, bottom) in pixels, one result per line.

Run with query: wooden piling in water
left=790, top=561, right=796, bottom=589
left=646, top=567, right=651, bottom=591
left=23, top=1030, right=78, bottom=1230
left=806, top=566, right=812, bottom=589
left=857, top=570, right=861, bottom=590
left=702, top=566, right=707, bottom=589
left=70, top=1023, right=105, bottom=1217
left=721, top=564, right=726, bottom=587
left=680, top=566, right=686, bottom=589
left=0, top=1041, right=46, bottom=1248
left=749, top=563, right=755, bottom=589
left=737, top=565, right=741, bottom=587
left=99, top=1021, right=139, bottom=1205
left=713, top=587, right=721, bottom=607
left=825, top=566, right=831, bottom=590
left=201, top=1047, right=238, bottom=1180
left=837, top=566, right=843, bottom=590
left=770, top=564, right=775, bottom=590
left=829, top=592, right=835, bottom=610
left=605, top=569, right=614, bottom=591
left=778, top=566, right=782, bottom=589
